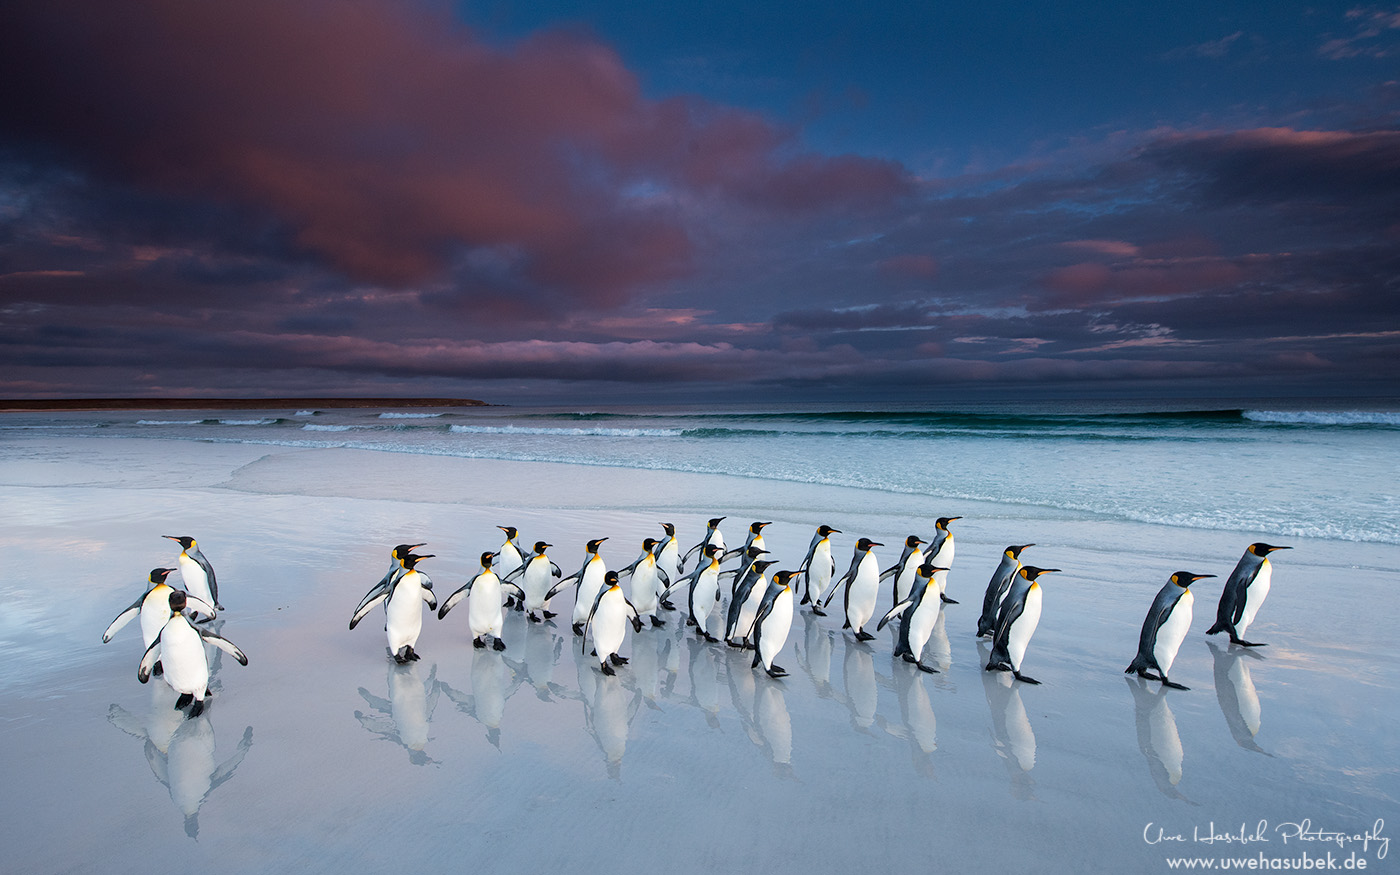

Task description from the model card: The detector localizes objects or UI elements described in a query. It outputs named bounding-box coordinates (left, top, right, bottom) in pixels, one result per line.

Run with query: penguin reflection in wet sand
left=438, top=551, right=524, bottom=651
left=351, top=553, right=437, bottom=663
left=1207, top=543, right=1292, bottom=647
left=985, top=566, right=1061, bottom=685
left=822, top=538, right=883, bottom=641
left=163, top=535, right=223, bottom=615
left=1126, top=571, right=1217, bottom=690
left=751, top=571, right=797, bottom=678
left=978, top=545, right=1033, bottom=638
left=139, top=591, right=248, bottom=718
left=584, top=571, right=644, bottom=675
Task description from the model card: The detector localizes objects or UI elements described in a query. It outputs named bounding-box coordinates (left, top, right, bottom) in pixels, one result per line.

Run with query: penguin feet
left=600, top=662, right=616, bottom=676
left=900, top=653, right=917, bottom=663
left=492, top=638, right=507, bottom=652
left=1013, top=671, right=1041, bottom=685
left=916, top=662, right=939, bottom=674
left=1160, top=678, right=1190, bottom=691
left=409, top=647, right=422, bottom=661
left=527, top=613, right=542, bottom=623
left=152, top=660, right=164, bottom=677
left=810, top=606, right=827, bottom=617
left=543, top=611, right=557, bottom=619
left=1235, top=638, right=1267, bottom=648
left=188, top=699, right=205, bottom=719
left=660, top=599, right=677, bottom=611
left=609, top=653, right=629, bottom=666
left=631, top=618, right=644, bottom=633
left=854, top=630, right=876, bottom=642
left=571, top=622, right=584, bottom=636
left=650, top=616, right=667, bottom=628
left=473, top=637, right=487, bottom=649
left=175, top=692, right=194, bottom=709
left=765, top=665, right=788, bottom=679
left=940, top=595, right=959, bottom=604
left=685, top=617, right=696, bottom=627
left=702, top=631, right=720, bottom=643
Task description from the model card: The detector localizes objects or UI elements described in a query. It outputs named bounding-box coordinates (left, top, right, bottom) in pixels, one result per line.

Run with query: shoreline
left=0, top=397, right=490, bottom=412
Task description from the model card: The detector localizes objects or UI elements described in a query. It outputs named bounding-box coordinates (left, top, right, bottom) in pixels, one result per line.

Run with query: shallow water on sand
left=0, top=431, right=1396, bottom=874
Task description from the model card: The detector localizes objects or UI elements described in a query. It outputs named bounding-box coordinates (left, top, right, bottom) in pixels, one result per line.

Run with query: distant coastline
left=0, top=397, right=490, bottom=412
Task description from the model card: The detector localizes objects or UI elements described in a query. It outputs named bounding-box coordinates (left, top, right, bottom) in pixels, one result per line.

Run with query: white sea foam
left=378, top=412, right=444, bottom=419
left=1244, top=409, right=1400, bottom=427
left=302, top=424, right=355, bottom=432
left=449, top=425, right=682, bottom=437
left=217, top=418, right=278, bottom=426
left=136, top=419, right=204, bottom=425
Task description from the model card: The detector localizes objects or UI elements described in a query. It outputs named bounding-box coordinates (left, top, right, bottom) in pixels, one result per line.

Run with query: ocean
left=5, top=399, right=1396, bottom=545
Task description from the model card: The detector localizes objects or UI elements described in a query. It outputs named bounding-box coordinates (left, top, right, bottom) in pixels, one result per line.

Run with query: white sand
left=1, top=438, right=1396, bottom=873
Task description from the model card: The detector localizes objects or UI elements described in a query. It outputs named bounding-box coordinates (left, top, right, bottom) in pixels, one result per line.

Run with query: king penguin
left=977, top=544, right=1034, bottom=638
left=1206, top=543, right=1291, bottom=647
left=349, top=543, right=424, bottom=629
left=163, top=535, right=222, bottom=615
left=351, top=553, right=436, bottom=663
left=797, top=524, right=840, bottom=615
left=583, top=571, right=643, bottom=675
left=618, top=538, right=670, bottom=628
left=439, top=551, right=524, bottom=651
left=985, top=565, right=1061, bottom=685
left=139, top=590, right=248, bottom=718
left=504, top=541, right=563, bottom=622
left=751, top=570, right=797, bottom=678
left=681, top=517, right=727, bottom=566
left=727, top=557, right=777, bottom=648
left=724, top=521, right=771, bottom=563
left=663, top=543, right=724, bottom=641
left=923, top=517, right=961, bottom=603
left=880, top=535, right=926, bottom=604
left=1127, top=571, right=1217, bottom=690
left=653, top=523, right=682, bottom=610
left=877, top=561, right=948, bottom=673
left=103, top=567, right=217, bottom=656
left=822, top=537, right=884, bottom=640
left=496, top=526, right=526, bottom=609
left=563, top=538, right=609, bottom=635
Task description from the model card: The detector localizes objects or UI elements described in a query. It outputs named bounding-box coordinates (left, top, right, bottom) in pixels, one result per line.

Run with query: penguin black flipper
left=137, top=632, right=164, bottom=683
left=987, top=596, right=1026, bottom=671
left=580, top=585, right=612, bottom=656
left=198, top=629, right=249, bottom=666
left=1208, top=550, right=1259, bottom=637
left=1126, top=585, right=1184, bottom=677
left=349, top=586, right=390, bottom=630
left=191, top=547, right=220, bottom=610
left=876, top=599, right=913, bottom=632
left=438, top=572, right=483, bottom=620
left=102, top=596, right=147, bottom=643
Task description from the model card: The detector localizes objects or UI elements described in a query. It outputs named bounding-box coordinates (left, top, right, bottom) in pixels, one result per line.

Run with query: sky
left=1, top=0, right=1397, bottom=404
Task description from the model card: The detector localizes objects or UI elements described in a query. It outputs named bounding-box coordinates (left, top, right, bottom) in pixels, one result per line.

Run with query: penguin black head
left=148, top=567, right=177, bottom=585
left=1020, top=566, right=1060, bottom=581
left=708, top=517, right=726, bottom=528
left=904, top=535, right=924, bottom=549
left=703, top=544, right=722, bottom=558
left=751, top=521, right=772, bottom=533
left=917, top=562, right=948, bottom=578
left=402, top=554, right=433, bottom=570
left=168, top=589, right=188, bottom=614
left=937, top=517, right=961, bottom=529
left=641, top=538, right=659, bottom=551
left=661, top=522, right=676, bottom=536
left=773, top=570, right=796, bottom=588
left=533, top=541, right=550, bottom=553
left=163, top=535, right=196, bottom=550
left=1008, top=544, right=1034, bottom=558
left=498, top=526, right=518, bottom=539
left=1249, top=543, right=1292, bottom=556
left=818, top=525, right=840, bottom=537
left=856, top=538, right=882, bottom=550
left=753, top=559, right=778, bottom=573
left=587, top=538, right=608, bottom=552
left=604, top=570, right=620, bottom=587
left=746, top=546, right=769, bottom=559
left=1170, top=571, right=1216, bottom=588
left=393, top=543, right=426, bottom=560
left=480, top=551, right=497, bottom=568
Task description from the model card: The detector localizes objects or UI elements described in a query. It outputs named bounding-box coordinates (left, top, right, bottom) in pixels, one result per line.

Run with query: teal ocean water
left=5, top=400, right=1396, bottom=544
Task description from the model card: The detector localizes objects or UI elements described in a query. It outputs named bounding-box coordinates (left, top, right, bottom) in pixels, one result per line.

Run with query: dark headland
left=0, top=397, right=489, bottom=412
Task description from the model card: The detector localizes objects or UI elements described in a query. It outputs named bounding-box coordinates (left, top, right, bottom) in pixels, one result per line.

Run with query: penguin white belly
left=140, top=585, right=174, bottom=647
left=735, top=580, right=766, bottom=641
left=894, top=556, right=921, bottom=604
left=630, top=564, right=659, bottom=615
left=1237, top=561, right=1272, bottom=637
left=692, top=568, right=721, bottom=620
left=469, top=574, right=505, bottom=637
left=908, top=595, right=941, bottom=659
left=573, top=562, right=606, bottom=624
left=758, top=589, right=793, bottom=668
left=809, top=543, right=835, bottom=601
left=1007, top=585, right=1042, bottom=671
left=657, top=542, right=680, bottom=580
left=930, top=538, right=954, bottom=595
left=848, top=557, right=880, bottom=630
left=159, top=619, right=210, bottom=699
left=1153, top=590, right=1193, bottom=675
left=522, top=562, right=551, bottom=612
left=177, top=555, right=215, bottom=609
left=591, top=593, right=627, bottom=663
left=385, top=579, right=425, bottom=652
left=497, top=545, right=523, bottom=577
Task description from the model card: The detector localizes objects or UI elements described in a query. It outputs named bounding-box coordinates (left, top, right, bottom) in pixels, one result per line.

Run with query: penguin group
left=101, top=536, right=248, bottom=718
left=340, top=518, right=1291, bottom=693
